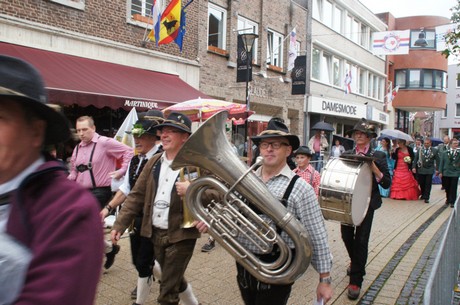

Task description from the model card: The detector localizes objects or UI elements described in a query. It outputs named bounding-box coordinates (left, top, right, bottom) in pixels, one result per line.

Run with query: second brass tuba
left=171, top=111, right=312, bottom=285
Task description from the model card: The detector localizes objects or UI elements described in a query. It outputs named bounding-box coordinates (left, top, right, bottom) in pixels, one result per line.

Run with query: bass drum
left=319, top=158, right=372, bottom=226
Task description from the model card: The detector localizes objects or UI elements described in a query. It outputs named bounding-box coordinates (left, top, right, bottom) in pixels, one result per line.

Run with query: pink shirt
left=68, top=133, right=134, bottom=188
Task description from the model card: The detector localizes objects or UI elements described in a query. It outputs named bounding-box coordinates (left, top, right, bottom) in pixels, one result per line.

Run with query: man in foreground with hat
left=293, top=145, right=321, bottom=197
left=102, top=113, right=163, bottom=305
left=341, top=119, right=390, bottom=300
left=0, top=55, right=103, bottom=304
left=111, top=112, right=203, bottom=305
left=223, top=120, right=333, bottom=304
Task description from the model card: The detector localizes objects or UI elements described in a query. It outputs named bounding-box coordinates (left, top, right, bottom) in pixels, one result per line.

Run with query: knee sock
left=178, top=283, right=199, bottom=305
left=136, top=276, right=152, bottom=304
left=152, top=259, right=162, bottom=281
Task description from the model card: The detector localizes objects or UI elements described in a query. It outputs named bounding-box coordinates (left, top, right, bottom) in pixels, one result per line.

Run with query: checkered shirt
left=236, top=165, right=332, bottom=274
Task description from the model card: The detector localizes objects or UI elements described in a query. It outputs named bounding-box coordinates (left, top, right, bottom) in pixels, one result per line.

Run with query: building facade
left=434, top=64, right=460, bottom=139
left=309, top=0, right=389, bottom=140
left=376, top=13, right=449, bottom=135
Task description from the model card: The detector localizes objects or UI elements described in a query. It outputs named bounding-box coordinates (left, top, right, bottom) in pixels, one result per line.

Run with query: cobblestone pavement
left=95, top=185, right=452, bottom=305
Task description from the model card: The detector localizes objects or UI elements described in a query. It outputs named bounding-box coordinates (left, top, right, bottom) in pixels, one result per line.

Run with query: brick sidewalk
left=95, top=185, right=451, bottom=305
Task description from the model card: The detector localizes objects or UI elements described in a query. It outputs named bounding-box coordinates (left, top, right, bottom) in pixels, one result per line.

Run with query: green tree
left=442, top=0, right=460, bottom=59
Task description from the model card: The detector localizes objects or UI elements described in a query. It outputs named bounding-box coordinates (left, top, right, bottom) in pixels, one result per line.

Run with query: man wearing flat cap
left=111, top=112, right=204, bottom=305
left=230, top=120, right=333, bottom=304
left=0, top=55, right=103, bottom=304
left=341, top=119, right=390, bottom=300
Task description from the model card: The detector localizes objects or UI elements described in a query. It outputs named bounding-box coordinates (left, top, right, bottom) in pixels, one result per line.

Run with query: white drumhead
left=351, top=162, right=372, bottom=226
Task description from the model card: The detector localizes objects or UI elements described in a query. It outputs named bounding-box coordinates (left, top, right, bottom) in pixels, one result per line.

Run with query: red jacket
left=7, top=160, right=104, bottom=305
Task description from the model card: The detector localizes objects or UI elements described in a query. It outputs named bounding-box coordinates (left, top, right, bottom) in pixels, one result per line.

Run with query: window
left=457, top=73, right=460, bottom=87
left=359, top=69, right=366, bottom=95
left=312, top=48, right=321, bottom=80
left=332, top=6, right=343, bottom=33
left=360, top=24, right=369, bottom=49
left=238, top=17, right=259, bottom=63
left=396, top=69, right=447, bottom=91
left=267, top=30, right=283, bottom=68
left=443, top=105, right=448, bottom=118
left=456, top=104, right=460, bottom=117
left=208, top=4, right=227, bottom=50
left=312, top=0, right=321, bottom=20
left=320, top=52, right=332, bottom=83
left=50, top=0, right=84, bottom=10
left=131, top=0, right=152, bottom=18
left=409, top=70, right=421, bottom=87
left=351, top=19, right=359, bottom=44
left=410, top=29, right=436, bottom=49
left=332, top=57, right=341, bottom=87
left=323, top=1, right=333, bottom=28
left=345, top=15, right=352, bottom=39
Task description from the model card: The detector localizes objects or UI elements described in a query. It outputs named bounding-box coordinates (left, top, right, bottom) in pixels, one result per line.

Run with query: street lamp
left=240, top=33, right=258, bottom=111
left=239, top=33, right=258, bottom=161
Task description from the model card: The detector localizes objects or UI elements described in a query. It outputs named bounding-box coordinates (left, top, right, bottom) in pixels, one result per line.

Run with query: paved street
left=95, top=184, right=452, bottom=305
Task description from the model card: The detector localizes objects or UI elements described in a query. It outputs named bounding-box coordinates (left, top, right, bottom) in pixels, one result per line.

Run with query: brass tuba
left=171, top=111, right=312, bottom=285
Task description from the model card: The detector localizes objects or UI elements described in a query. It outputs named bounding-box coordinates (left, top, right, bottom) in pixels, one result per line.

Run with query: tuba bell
left=171, top=111, right=312, bottom=285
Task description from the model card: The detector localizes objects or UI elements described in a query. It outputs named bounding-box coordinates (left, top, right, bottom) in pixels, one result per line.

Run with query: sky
left=359, top=0, right=456, bottom=19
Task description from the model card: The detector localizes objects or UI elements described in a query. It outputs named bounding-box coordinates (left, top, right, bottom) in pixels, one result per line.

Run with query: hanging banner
left=236, top=35, right=253, bottom=83
left=291, top=55, right=306, bottom=95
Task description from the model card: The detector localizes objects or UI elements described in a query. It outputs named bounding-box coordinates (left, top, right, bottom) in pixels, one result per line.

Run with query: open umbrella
left=430, top=137, right=443, bottom=147
left=379, top=129, right=414, bottom=142
left=311, top=121, right=334, bottom=132
left=163, top=98, right=250, bottom=122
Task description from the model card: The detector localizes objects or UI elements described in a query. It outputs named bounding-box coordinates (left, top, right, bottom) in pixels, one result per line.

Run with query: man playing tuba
left=197, top=120, right=333, bottom=304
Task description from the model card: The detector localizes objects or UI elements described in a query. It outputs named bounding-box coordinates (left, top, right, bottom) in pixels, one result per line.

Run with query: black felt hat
left=294, top=145, right=313, bottom=156
left=346, top=118, right=377, bottom=138
left=140, top=109, right=164, bottom=124
left=251, top=120, right=300, bottom=150
left=0, top=55, right=70, bottom=145
left=156, top=111, right=192, bottom=134
left=126, top=119, right=158, bottom=137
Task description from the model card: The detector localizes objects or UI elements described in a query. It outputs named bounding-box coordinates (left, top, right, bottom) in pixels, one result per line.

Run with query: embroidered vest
left=128, top=156, right=148, bottom=189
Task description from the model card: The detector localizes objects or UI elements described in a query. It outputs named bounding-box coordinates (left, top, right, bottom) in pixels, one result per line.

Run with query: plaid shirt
left=293, top=165, right=321, bottom=197
left=236, top=165, right=332, bottom=274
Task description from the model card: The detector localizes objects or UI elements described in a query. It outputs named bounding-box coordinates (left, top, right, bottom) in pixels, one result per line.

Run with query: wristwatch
left=319, top=276, right=332, bottom=284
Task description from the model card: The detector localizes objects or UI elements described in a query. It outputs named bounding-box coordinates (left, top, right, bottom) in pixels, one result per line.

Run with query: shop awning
left=0, top=42, right=207, bottom=110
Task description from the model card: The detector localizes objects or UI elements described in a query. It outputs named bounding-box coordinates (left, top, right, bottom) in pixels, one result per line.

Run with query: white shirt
left=118, top=145, right=160, bottom=196
left=152, top=153, right=180, bottom=229
left=0, top=157, right=44, bottom=233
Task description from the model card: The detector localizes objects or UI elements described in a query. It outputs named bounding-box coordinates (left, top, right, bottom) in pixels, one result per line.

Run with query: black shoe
left=131, top=286, right=137, bottom=300
left=347, top=284, right=361, bottom=300
left=424, top=199, right=429, bottom=203
left=201, top=239, right=215, bottom=252
left=104, top=244, right=120, bottom=269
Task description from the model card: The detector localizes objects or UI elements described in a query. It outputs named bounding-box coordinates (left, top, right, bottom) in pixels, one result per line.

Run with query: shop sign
left=367, top=106, right=389, bottom=125
left=309, top=96, right=366, bottom=118
left=124, top=100, right=159, bottom=109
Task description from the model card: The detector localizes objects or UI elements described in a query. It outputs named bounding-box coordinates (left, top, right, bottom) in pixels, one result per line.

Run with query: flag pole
left=141, top=5, right=155, bottom=43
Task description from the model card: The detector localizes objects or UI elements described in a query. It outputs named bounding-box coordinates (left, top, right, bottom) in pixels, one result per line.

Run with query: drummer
left=341, top=119, right=391, bottom=300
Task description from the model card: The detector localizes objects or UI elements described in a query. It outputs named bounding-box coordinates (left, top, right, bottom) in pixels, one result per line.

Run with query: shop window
left=267, top=29, right=283, bottom=69
left=208, top=4, right=227, bottom=50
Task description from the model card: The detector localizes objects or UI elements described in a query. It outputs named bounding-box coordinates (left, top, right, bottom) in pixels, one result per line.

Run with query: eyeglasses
left=259, top=142, right=290, bottom=150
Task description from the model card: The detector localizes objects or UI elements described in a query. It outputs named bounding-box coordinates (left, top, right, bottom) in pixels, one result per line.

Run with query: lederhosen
left=236, top=175, right=300, bottom=305
left=128, top=155, right=156, bottom=277
left=75, top=138, right=112, bottom=209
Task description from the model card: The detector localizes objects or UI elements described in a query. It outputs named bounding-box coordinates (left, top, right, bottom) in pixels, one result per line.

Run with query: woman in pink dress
left=390, top=139, right=421, bottom=200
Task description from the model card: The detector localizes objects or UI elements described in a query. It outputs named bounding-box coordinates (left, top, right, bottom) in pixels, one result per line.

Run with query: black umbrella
left=311, top=121, right=334, bottom=132
left=333, top=135, right=355, bottom=151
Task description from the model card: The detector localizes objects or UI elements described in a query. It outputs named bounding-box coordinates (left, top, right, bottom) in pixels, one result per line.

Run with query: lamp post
left=240, top=33, right=258, bottom=111
left=239, top=33, right=258, bottom=160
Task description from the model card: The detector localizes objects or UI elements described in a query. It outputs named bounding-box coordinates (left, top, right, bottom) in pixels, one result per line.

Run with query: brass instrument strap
left=278, top=175, right=301, bottom=235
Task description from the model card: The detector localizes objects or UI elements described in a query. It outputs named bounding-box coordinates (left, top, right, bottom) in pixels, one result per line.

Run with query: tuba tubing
left=171, top=111, right=312, bottom=285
